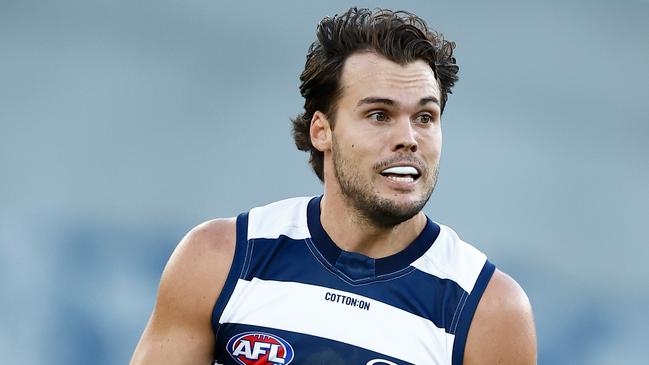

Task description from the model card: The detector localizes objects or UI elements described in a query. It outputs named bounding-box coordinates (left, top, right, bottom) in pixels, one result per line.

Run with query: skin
left=130, top=52, right=537, bottom=364
left=311, top=52, right=441, bottom=257
left=129, top=219, right=235, bottom=364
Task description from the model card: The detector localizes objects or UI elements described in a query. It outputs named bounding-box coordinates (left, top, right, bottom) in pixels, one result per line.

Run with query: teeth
left=381, top=166, right=418, bottom=175
left=386, top=175, right=414, bottom=183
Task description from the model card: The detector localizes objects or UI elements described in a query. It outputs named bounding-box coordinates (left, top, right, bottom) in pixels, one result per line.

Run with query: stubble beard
left=331, top=137, right=438, bottom=229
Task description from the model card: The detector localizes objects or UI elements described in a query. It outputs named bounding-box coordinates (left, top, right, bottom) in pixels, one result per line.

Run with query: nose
left=392, top=118, right=418, bottom=153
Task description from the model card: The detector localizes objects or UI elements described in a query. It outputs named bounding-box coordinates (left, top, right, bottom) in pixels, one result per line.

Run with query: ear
left=310, top=111, right=332, bottom=152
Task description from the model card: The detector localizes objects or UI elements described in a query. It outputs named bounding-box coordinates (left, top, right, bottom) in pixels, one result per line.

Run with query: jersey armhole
left=210, top=212, right=250, bottom=337
left=451, top=259, right=496, bottom=365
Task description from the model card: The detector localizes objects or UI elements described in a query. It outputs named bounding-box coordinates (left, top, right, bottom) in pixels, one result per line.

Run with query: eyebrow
left=356, top=96, right=439, bottom=108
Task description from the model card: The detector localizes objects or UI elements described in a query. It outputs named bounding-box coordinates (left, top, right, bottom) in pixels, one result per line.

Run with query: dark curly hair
left=291, top=7, right=460, bottom=182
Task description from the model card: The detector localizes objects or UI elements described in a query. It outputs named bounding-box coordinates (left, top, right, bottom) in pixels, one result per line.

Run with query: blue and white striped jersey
left=212, top=196, right=495, bottom=365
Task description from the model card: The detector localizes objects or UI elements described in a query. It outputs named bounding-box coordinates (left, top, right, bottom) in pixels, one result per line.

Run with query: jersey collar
left=306, top=195, right=440, bottom=280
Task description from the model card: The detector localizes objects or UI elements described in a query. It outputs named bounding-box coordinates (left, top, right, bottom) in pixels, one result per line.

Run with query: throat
left=307, top=195, right=440, bottom=277
left=321, top=198, right=427, bottom=258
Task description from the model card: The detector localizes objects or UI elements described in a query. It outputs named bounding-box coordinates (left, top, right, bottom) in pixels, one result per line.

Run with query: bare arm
left=464, top=269, right=538, bottom=365
left=130, top=218, right=236, bottom=365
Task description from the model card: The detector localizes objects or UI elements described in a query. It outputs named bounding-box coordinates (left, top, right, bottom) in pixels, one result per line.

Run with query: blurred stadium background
left=1, top=0, right=648, bottom=364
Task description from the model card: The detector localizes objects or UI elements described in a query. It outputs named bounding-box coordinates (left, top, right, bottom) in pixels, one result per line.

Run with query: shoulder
left=156, top=218, right=237, bottom=322
left=177, top=218, right=237, bottom=264
left=130, top=218, right=238, bottom=364
left=464, top=268, right=538, bottom=364
left=164, top=218, right=237, bottom=284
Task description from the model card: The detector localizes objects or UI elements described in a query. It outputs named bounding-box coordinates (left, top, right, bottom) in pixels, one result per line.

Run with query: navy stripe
left=451, top=260, right=496, bottom=365
left=215, top=323, right=414, bottom=365
left=211, top=212, right=250, bottom=338
left=241, top=235, right=467, bottom=333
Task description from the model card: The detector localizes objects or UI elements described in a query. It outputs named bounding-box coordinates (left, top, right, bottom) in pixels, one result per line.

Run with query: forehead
left=338, top=52, right=440, bottom=104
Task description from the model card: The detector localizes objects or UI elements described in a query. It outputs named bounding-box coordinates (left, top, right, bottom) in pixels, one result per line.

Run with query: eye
left=368, top=111, right=388, bottom=122
left=415, top=113, right=434, bottom=124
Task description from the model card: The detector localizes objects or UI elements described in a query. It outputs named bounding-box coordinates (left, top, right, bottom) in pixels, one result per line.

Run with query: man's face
left=329, top=52, right=442, bottom=227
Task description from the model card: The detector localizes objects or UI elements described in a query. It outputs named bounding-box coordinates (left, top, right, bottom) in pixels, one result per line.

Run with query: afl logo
left=367, top=360, right=398, bottom=365
left=226, top=332, right=294, bottom=365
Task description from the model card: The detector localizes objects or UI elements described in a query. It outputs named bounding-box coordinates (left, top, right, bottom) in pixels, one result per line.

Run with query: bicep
left=463, top=269, right=537, bottom=365
left=130, top=310, right=214, bottom=365
left=130, top=218, right=236, bottom=365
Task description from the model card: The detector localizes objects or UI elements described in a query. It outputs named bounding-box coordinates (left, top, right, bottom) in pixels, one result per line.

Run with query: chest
left=211, top=229, right=466, bottom=365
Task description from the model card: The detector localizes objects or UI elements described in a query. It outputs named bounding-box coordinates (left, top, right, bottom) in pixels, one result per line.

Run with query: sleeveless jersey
left=211, top=196, right=495, bottom=365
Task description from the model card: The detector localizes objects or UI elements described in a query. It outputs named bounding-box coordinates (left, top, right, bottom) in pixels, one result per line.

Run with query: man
left=131, top=7, right=537, bottom=365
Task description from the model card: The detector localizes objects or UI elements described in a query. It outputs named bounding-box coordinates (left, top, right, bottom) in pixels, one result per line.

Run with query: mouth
left=379, top=165, right=421, bottom=183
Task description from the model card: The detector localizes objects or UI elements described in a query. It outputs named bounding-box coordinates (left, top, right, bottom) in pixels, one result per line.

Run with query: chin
left=362, top=194, right=429, bottom=228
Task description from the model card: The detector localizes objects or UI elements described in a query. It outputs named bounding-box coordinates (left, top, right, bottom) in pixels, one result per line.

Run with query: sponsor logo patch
left=226, top=332, right=294, bottom=365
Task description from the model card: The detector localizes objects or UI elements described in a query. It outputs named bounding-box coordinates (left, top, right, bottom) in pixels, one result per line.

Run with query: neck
left=319, top=192, right=427, bottom=259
